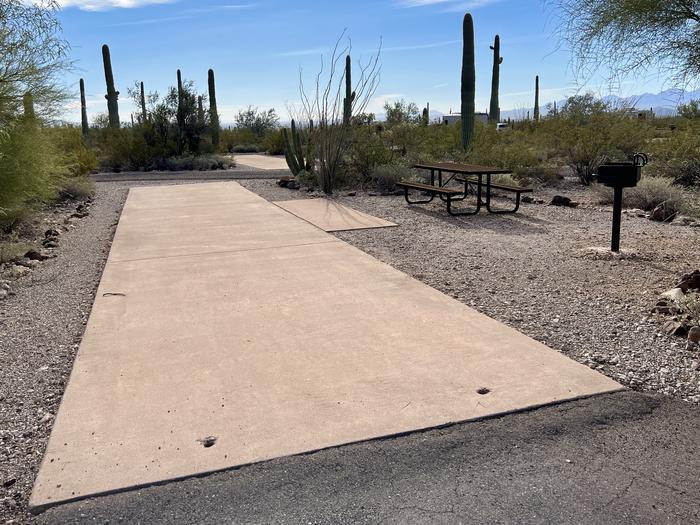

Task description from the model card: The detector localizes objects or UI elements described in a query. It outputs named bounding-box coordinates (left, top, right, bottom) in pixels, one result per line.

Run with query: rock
left=677, top=270, right=700, bottom=292
left=676, top=216, right=698, bottom=226
left=649, top=204, right=677, bottom=222
left=14, top=257, right=38, bottom=269
left=0, top=289, right=7, bottom=301
left=663, top=320, right=688, bottom=337
left=24, top=249, right=51, bottom=261
left=550, top=195, right=578, bottom=207
left=276, top=178, right=290, bottom=188
left=43, top=238, right=59, bottom=248
left=368, top=192, right=379, bottom=197
left=0, top=280, right=10, bottom=291
left=689, top=327, right=700, bottom=345
left=346, top=191, right=357, bottom=197
left=521, top=195, right=534, bottom=204
left=8, top=265, right=30, bottom=278
left=660, top=288, right=685, bottom=304
left=286, top=180, right=300, bottom=190
left=44, top=228, right=60, bottom=238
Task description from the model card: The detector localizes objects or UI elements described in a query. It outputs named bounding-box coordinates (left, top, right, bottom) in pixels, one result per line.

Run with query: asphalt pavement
left=36, top=391, right=700, bottom=524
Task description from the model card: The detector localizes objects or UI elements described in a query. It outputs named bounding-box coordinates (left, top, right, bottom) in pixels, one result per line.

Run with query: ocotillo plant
left=176, top=70, right=185, bottom=154
left=489, top=35, right=502, bottom=124
left=208, top=69, right=220, bottom=147
left=282, top=119, right=313, bottom=175
left=343, top=55, right=356, bottom=126
left=102, top=44, right=120, bottom=128
left=140, top=81, right=147, bottom=123
left=80, top=78, right=89, bottom=138
left=461, top=13, right=476, bottom=151
left=534, top=75, right=540, bottom=122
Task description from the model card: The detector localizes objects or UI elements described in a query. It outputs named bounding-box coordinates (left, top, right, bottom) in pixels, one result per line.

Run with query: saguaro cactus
left=140, top=81, right=147, bottom=123
left=461, top=13, right=476, bottom=150
left=343, top=55, right=356, bottom=126
left=102, top=44, right=120, bottom=128
left=489, top=35, right=502, bottom=124
left=197, top=96, right=205, bottom=126
left=534, top=75, right=540, bottom=122
left=80, top=78, right=89, bottom=138
left=176, top=69, right=185, bottom=153
left=23, top=92, right=35, bottom=120
left=208, top=69, right=220, bottom=147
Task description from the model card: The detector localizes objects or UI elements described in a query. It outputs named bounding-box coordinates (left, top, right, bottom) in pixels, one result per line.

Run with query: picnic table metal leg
left=446, top=178, right=482, bottom=216
left=403, top=186, right=435, bottom=205
left=484, top=174, right=522, bottom=214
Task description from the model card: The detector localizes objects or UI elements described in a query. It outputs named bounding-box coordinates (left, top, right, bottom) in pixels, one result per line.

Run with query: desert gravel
left=1, top=178, right=699, bottom=524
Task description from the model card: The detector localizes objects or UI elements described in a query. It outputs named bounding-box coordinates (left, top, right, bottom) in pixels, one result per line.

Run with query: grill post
left=611, top=186, right=623, bottom=252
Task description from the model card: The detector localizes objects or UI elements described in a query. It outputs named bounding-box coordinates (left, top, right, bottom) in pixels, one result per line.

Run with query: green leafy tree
left=678, top=99, right=700, bottom=119
left=234, top=106, right=279, bottom=138
left=383, top=99, right=420, bottom=127
left=553, top=0, right=700, bottom=85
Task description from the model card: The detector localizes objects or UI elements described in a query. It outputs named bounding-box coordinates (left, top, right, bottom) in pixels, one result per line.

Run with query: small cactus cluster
left=343, top=55, right=355, bottom=126
left=283, top=119, right=313, bottom=175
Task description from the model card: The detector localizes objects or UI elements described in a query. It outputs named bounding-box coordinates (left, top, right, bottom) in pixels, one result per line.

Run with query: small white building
left=442, top=112, right=489, bottom=125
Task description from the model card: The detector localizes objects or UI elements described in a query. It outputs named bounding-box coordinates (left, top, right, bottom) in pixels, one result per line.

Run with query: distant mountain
left=498, top=88, right=700, bottom=121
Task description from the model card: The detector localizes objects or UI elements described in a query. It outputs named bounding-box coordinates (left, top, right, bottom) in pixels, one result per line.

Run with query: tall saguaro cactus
left=343, top=55, right=356, bottom=126
left=102, top=44, right=120, bottom=128
left=140, top=81, right=147, bottom=123
left=80, top=78, right=89, bottom=138
left=461, top=13, right=476, bottom=151
left=489, top=35, right=502, bottom=124
left=23, top=92, right=35, bottom=120
left=176, top=69, right=185, bottom=154
left=208, top=69, right=220, bottom=147
left=197, top=96, right=205, bottom=126
left=534, top=75, right=540, bottom=122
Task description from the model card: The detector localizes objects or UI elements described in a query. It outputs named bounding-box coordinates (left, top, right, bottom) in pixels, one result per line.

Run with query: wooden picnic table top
left=413, top=162, right=512, bottom=175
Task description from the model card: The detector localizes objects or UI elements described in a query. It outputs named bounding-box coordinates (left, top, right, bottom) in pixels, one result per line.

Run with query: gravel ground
left=1, top=178, right=698, bottom=524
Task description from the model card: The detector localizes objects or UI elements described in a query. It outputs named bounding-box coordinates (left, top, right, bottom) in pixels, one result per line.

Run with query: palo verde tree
left=552, top=0, right=700, bottom=85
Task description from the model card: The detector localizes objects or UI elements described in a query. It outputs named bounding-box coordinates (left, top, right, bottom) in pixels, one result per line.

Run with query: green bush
left=263, top=129, right=285, bottom=155
left=164, top=154, right=234, bottom=171
left=48, top=125, right=97, bottom=176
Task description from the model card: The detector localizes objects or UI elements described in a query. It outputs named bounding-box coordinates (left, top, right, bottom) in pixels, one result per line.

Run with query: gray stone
left=660, top=288, right=685, bottom=304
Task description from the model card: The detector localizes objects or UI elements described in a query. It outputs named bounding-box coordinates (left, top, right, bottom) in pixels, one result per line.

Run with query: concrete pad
left=274, top=199, right=398, bottom=232
left=235, top=154, right=289, bottom=171
left=31, top=182, right=621, bottom=510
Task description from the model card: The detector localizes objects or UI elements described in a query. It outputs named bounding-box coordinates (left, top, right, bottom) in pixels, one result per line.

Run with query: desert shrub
left=649, top=125, right=700, bottom=187
left=348, top=126, right=392, bottom=179
left=230, top=144, right=266, bottom=154
left=370, top=164, right=411, bottom=192
left=593, top=176, right=686, bottom=213
left=48, top=125, right=97, bottom=176
left=234, top=106, right=279, bottom=138
left=164, top=155, right=234, bottom=171
left=58, top=176, right=94, bottom=200
left=296, top=170, right=316, bottom=188
left=263, top=129, right=285, bottom=155
left=0, top=119, right=66, bottom=229
left=0, top=241, right=33, bottom=263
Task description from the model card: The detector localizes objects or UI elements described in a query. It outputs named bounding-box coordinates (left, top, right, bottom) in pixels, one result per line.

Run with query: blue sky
left=56, top=0, right=666, bottom=123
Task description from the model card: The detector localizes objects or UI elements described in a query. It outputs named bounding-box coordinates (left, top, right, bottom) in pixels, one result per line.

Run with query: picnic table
left=396, top=162, right=533, bottom=216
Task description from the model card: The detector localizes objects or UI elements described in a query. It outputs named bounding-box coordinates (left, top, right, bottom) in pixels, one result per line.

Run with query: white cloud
left=56, top=0, right=176, bottom=11
left=396, top=0, right=504, bottom=11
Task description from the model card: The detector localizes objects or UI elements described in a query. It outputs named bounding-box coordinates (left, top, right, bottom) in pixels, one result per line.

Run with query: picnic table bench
left=396, top=162, right=533, bottom=215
